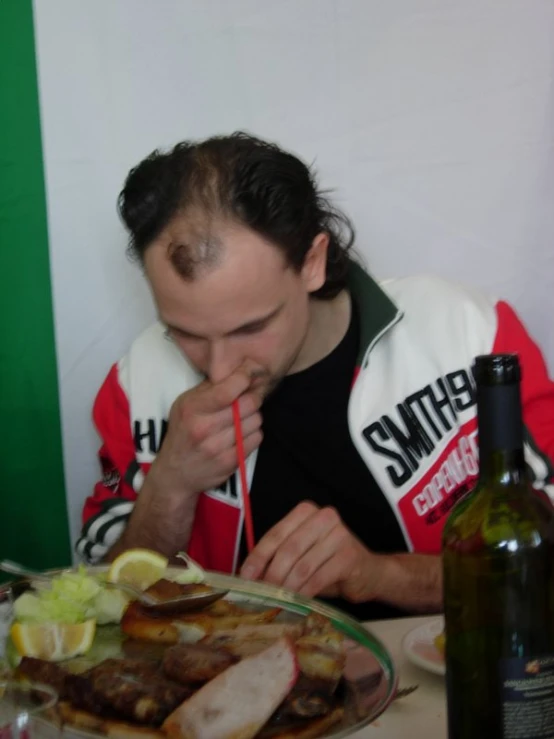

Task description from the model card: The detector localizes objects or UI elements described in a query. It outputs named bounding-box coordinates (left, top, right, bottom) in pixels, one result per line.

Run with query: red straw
left=232, top=399, right=255, bottom=553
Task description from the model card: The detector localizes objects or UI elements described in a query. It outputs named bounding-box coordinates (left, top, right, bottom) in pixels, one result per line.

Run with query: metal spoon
left=0, top=559, right=227, bottom=613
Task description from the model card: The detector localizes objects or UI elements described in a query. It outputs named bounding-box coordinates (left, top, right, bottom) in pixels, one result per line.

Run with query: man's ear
left=301, top=232, right=329, bottom=293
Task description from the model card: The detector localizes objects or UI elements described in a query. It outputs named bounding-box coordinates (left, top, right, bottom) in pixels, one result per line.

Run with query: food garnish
left=107, top=548, right=169, bottom=590
left=13, top=566, right=128, bottom=626
left=11, top=619, right=96, bottom=661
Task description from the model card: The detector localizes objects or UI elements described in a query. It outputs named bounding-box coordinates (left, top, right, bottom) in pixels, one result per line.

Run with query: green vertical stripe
left=0, top=0, right=71, bottom=571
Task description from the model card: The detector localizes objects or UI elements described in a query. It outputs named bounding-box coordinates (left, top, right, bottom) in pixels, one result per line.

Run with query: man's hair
left=118, top=132, right=355, bottom=299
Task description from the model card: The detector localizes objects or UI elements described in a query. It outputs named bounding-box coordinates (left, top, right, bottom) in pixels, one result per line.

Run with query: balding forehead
left=163, top=212, right=225, bottom=281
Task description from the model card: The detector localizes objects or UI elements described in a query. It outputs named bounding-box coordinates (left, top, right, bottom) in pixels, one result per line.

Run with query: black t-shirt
left=238, top=299, right=410, bottom=621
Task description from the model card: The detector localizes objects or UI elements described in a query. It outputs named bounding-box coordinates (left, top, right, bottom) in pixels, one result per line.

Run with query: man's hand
left=151, top=362, right=263, bottom=495
left=239, top=501, right=443, bottom=612
left=105, top=363, right=263, bottom=562
left=239, top=501, right=380, bottom=602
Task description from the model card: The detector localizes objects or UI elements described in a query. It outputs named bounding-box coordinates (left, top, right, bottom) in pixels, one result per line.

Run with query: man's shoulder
left=378, top=273, right=497, bottom=325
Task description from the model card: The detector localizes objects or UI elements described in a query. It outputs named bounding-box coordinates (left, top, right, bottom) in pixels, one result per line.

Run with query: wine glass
left=0, top=680, right=59, bottom=738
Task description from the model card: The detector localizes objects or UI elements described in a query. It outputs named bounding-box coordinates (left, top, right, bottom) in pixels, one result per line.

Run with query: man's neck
left=288, top=290, right=352, bottom=374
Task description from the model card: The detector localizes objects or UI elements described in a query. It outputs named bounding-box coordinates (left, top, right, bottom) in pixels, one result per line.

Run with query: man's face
left=143, top=215, right=327, bottom=397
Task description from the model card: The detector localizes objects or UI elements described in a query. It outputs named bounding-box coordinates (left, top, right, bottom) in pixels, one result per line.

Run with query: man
left=77, top=132, right=554, bottom=620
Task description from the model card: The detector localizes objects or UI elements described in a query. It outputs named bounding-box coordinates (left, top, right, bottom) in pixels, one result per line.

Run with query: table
left=359, top=615, right=447, bottom=739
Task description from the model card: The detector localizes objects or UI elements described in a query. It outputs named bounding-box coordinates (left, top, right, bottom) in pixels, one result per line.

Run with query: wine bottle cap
left=473, top=354, right=521, bottom=386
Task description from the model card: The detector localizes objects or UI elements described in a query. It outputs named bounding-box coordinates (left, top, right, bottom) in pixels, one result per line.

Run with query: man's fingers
left=262, top=507, right=342, bottom=588
left=279, top=520, right=346, bottom=594
left=297, top=555, right=346, bottom=599
left=201, top=412, right=262, bottom=456
left=241, top=428, right=264, bottom=458
left=240, top=501, right=319, bottom=580
left=199, top=367, right=256, bottom=413
left=236, top=388, right=263, bottom=417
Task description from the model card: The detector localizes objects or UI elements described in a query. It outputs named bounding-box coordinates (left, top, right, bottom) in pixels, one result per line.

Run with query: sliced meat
left=162, top=644, right=236, bottom=684
left=162, top=637, right=299, bottom=739
left=65, top=658, right=191, bottom=726
left=16, top=656, right=70, bottom=696
left=122, top=638, right=167, bottom=663
left=86, top=659, right=191, bottom=725
left=202, top=623, right=304, bottom=659
left=64, top=672, right=117, bottom=718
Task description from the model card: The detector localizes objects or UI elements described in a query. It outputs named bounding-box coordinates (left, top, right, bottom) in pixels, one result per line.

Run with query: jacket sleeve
left=75, top=363, right=144, bottom=563
left=493, top=301, right=554, bottom=494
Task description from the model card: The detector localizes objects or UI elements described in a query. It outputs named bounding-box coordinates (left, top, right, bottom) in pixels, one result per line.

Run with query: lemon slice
left=11, top=619, right=96, bottom=661
left=107, top=548, right=168, bottom=590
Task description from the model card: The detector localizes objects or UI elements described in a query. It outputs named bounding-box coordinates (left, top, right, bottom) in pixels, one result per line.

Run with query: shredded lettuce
left=93, top=588, right=129, bottom=625
left=13, top=566, right=128, bottom=625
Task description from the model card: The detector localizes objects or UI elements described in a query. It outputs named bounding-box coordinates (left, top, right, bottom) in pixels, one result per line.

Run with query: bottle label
left=501, top=655, right=554, bottom=738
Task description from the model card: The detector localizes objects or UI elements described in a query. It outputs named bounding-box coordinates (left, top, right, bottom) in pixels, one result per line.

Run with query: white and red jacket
left=76, top=264, right=554, bottom=567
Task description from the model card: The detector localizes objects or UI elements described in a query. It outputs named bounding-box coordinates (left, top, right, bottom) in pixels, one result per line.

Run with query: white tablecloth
left=358, top=616, right=447, bottom=739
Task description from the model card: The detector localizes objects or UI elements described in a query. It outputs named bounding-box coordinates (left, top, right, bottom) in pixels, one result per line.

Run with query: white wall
left=33, top=0, right=554, bottom=549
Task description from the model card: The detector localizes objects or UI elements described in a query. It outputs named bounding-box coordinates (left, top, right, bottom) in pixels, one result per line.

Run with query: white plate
left=402, top=616, right=445, bottom=676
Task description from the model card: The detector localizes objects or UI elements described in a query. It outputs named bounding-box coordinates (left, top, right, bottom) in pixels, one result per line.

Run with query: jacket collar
left=347, top=260, right=402, bottom=366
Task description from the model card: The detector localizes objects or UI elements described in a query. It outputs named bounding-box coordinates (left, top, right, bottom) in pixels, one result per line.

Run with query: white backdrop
left=33, top=0, right=554, bottom=548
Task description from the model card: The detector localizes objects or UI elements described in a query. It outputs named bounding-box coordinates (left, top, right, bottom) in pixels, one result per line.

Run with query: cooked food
left=121, top=599, right=281, bottom=644
left=17, top=656, right=69, bottom=694
left=162, top=638, right=298, bottom=739
left=18, top=656, right=192, bottom=726
left=271, top=676, right=337, bottom=722
left=295, top=637, right=345, bottom=692
left=202, top=623, right=305, bottom=659
left=162, top=644, right=237, bottom=684
left=77, top=659, right=191, bottom=725
left=11, top=570, right=351, bottom=739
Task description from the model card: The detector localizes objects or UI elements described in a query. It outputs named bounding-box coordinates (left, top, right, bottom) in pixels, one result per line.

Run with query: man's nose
left=206, top=340, right=241, bottom=384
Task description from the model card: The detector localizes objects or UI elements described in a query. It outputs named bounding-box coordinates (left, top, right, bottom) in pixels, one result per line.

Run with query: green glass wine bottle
left=443, top=354, right=554, bottom=739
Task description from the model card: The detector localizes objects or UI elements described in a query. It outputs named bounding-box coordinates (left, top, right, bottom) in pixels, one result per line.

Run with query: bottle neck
left=477, top=381, right=527, bottom=485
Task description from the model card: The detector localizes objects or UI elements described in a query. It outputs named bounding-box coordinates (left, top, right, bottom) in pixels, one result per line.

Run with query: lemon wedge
left=11, top=619, right=96, bottom=661
left=107, top=548, right=168, bottom=590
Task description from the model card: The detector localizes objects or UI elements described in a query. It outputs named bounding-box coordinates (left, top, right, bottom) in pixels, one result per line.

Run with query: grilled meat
left=81, top=659, right=191, bottom=726
left=162, top=637, right=299, bottom=739
left=162, top=644, right=236, bottom=684
left=17, top=656, right=70, bottom=696
left=202, top=623, right=305, bottom=658
left=64, top=672, right=117, bottom=718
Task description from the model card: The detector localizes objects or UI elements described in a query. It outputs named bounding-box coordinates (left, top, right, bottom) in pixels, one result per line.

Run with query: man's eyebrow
left=228, top=304, right=284, bottom=334
left=166, top=304, right=284, bottom=339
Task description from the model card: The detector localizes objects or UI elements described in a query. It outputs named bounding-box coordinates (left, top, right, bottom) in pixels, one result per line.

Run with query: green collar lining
left=346, top=260, right=401, bottom=366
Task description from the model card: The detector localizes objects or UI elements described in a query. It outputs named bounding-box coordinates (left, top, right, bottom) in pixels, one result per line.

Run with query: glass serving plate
left=0, top=566, right=398, bottom=739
